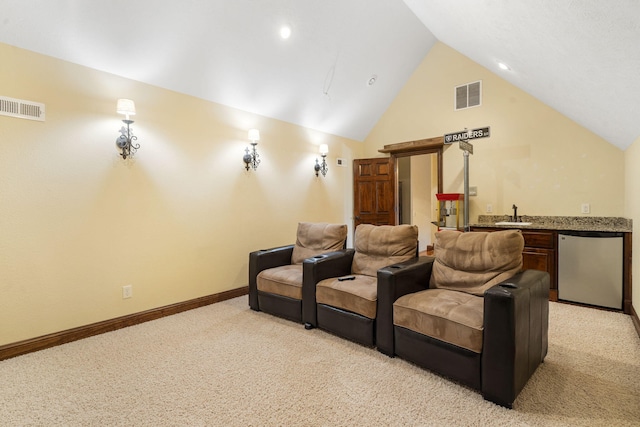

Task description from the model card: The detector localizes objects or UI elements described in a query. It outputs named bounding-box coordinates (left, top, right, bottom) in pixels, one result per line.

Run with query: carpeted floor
left=0, top=297, right=638, bottom=426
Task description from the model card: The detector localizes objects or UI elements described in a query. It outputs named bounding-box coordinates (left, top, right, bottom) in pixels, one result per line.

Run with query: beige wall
left=365, top=42, right=625, bottom=220
left=0, top=43, right=363, bottom=346
left=2, top=39, right=636, bottom=346
left=624, top=136, right=640, bottom=312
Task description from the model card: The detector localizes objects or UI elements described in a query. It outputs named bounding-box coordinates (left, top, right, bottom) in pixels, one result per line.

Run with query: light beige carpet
left=0, top=297, right=638, bottom=426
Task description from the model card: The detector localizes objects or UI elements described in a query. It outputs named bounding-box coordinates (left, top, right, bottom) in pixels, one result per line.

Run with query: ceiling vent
left=454, top=81, right=482, bottom=111
left=0, top=96, right=45, bottom=121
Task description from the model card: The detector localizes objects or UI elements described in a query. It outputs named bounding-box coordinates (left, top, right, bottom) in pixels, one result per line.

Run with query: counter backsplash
left=474, top=215, right=632, bottom=233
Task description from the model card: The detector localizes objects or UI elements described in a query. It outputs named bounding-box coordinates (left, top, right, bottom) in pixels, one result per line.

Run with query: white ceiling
left=404, top=0, right=640, bottom=150
left=1, top=1, right=639, bottom=149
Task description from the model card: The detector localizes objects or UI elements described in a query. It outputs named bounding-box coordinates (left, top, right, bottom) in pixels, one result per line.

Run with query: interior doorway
left=398, top=154, right=438, bottom=253
left=377, top=136, right=444, bottom=255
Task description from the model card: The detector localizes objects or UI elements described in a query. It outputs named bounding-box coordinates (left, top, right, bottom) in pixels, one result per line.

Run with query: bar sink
left=495, top=221, right=532, bottom=226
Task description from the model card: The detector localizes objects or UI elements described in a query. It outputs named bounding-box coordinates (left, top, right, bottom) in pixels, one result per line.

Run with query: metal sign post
left=444, top=126, right=489, bottom=231
left=460, top=139, right=473, bottom=231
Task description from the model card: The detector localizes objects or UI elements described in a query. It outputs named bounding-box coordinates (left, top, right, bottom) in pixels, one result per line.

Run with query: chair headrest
left=430, top=229, right=524, bottom=296
left=291, top=222, right=348, bottom=264
left=352, top=224, right=418, bottom=277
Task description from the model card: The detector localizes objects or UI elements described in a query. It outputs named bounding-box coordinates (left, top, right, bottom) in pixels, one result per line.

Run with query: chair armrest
left=248, top=245, right=294, bottom=310
left=482, top=269, right=550, bottom=408
left=302, top=249, right=355, bottom=327
left=376, top=257, right=434, bottom=356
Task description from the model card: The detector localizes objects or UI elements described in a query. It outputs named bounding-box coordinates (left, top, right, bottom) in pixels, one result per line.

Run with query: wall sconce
left=243, top=129, right=261, bottom=171
left=314, top=144, right=329, bottom=177
left=115, top=99, right=139, bottom=159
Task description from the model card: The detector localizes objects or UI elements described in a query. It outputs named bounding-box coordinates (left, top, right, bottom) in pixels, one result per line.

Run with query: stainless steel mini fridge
left=558, top=231, right=623, bottom=310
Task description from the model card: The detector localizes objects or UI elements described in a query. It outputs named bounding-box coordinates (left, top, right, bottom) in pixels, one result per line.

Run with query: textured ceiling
left=1, top=1, right=639, bottom=149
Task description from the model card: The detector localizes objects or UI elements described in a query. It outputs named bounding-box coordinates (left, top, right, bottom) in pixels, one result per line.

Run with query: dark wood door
left=353, top=157, right=395, bottom=227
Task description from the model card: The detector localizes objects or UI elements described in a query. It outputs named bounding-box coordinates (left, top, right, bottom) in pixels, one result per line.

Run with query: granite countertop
left=471, top=215, right=632, bottom=233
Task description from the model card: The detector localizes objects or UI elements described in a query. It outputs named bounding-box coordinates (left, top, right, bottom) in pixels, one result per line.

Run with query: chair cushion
left=393, top=289, right=484, bottom=353
left=430, top=229, right=524, bottom=296
left=291, top=222, right=348, bottom=264
left=257, top=264, right=303, bottom=300
left=316, top=274, right=377, bottom=319
left=352, top=224, right=418, bottom=277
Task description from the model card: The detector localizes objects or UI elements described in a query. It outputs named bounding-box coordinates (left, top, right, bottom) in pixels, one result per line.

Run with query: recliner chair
left=376, top=229, right=549, bottom=408
left=302, top=223, right=418, bottom=346
left=248, top=222, right=347, bottom=323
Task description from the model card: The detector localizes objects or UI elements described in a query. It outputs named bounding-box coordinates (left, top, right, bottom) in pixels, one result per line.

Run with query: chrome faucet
left=512, top=204, right=518, bottom=222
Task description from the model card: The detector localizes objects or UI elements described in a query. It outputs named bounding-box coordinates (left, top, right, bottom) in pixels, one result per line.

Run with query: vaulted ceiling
left=1, top=0, right=638, bottom=149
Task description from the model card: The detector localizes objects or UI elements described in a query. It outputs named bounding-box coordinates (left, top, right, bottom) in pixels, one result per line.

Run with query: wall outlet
left=486, top=204, right=493, bottom=213
left=469, top=186, right=477, bottom=196
left=122, top=285, right=133, bottom=299
left=581, top=203, right=590, bottom=214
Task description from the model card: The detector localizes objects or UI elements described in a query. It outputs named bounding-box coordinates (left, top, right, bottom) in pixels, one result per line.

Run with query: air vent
left=0, top=96, right=45, bottom=121
left=454, top=81, right=482, bottom=111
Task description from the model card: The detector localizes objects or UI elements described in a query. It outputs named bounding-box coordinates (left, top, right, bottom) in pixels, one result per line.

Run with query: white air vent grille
left=0, top=96, right=45, bottom=121
left=454, top=81, right=482, bottom=110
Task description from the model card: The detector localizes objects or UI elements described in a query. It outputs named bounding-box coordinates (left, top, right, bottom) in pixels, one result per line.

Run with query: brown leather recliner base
left=316, top=304, right=375, bottom=347
left=257, top=292, right=302, bottom=323
left=394, top=325, right=481, bottom=390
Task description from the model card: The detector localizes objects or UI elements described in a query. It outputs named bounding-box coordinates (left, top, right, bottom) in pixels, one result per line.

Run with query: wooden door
left=353, top=157, right=395, bottom=227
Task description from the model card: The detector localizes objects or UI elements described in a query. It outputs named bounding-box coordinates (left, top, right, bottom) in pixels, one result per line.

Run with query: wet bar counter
left=471, top=215, right=632, bottom=233
left=469, top=215, right=632, bottom=314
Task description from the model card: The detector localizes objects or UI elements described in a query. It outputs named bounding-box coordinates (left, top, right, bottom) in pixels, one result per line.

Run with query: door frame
left=378, top=136, right=444, bottom=224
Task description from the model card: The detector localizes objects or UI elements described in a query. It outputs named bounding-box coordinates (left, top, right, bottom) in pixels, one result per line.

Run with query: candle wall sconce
left=243, top=129, right=261, bottom=171
left=314, top=144, right=328, bottom=177
left=115, top=99, right=139, bottom=159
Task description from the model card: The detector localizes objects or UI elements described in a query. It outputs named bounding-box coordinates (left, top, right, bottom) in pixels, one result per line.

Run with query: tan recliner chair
left=376, top=229, right=550, bottom=408
left=302, top=223, right=418, bottom=346
left=248, top=222, right=347, bottom=323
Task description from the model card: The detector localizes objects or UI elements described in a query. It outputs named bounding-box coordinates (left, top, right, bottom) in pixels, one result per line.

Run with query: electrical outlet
left=122, top=285, right=133, bottom=299
left=486, top=204, right=493, bottom=213
left=581, top=203, right=590, bottom=214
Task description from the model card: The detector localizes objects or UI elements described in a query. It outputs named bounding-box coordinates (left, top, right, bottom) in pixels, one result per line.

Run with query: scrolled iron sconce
left=314, top=144, right=329, bottom=177
left=115, top=99, right=139, bottom=159
left=243, top=129, right=261, bottom=171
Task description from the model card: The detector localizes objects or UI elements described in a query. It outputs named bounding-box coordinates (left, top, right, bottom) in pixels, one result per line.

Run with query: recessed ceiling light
left=498, top=62, right=511, bottom=71
left=280, top=26, right=291, bottom=39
